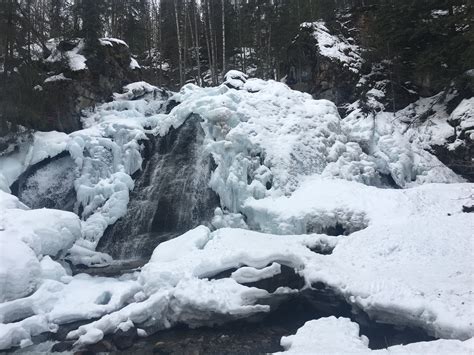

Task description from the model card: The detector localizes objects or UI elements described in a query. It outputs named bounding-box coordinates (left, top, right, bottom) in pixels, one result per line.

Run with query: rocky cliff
left=0, top=37, right=140, bottom=134
left=285, top=8, right=473, bottom=181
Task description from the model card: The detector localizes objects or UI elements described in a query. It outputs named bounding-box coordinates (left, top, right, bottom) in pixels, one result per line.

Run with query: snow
left=166, top=75, right=461, bottom=218
left=301, top=21, right=363, bottom=73
left=0, top=191, right=82, bottom=303
left=275, top=317, right=474, bottom=354
left=0, top=275, right=140, bottom=349
left=0, top=74, right=472, bottom=351
left=45, top=39, right=87, bottom=71
left=61, top=176, right=473, bottom=345
left=67, top=83, right=170, bottom=257
left=244, top=178, right=474, bottom=339
left=100, top=38, right=129, bottom=48
left=0, top=131, right=69, bottom=190
left=130, top=57, right=141, bottom=70
left=452, top=97, right=474, bottom=132
left=44, top=73, right=71, bottom=83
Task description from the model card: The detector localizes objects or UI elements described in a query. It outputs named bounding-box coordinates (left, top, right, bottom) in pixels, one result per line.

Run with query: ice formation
left=0, top=72, right=473, bottom=352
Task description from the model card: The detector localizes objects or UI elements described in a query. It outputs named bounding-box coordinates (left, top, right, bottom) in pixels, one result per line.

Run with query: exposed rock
left=11, top=151, right=76, bottom=211
left=111, top=327, right=138, bottom=350
left=0, top=38, right=140, bottom=133
left=51, top=341, right=74, bottom=352
left=462, top=205, right=474, bottom=213
left=286, top=21, right=362, bottom=106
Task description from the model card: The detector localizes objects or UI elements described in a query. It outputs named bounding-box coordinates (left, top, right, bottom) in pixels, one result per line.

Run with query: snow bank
left=243, top=178, right=474, bottom=339
left=0, top=275, right=140, bottom=349
left=60, top=180, right=473, bottom=345
left=275, top=317, right=474, bottom=354
left=0, top=191, right=82, bottom=303
left=61, top=180, right=473, bottom=345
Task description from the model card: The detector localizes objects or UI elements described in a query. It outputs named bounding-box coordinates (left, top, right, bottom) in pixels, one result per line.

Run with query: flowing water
left=97, top=115, right=219, bottom=259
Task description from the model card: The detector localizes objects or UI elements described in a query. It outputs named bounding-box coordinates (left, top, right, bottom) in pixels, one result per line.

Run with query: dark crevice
left=309, top=243, right=334, bottom=255
left=462, top=205, right=474, bottom=213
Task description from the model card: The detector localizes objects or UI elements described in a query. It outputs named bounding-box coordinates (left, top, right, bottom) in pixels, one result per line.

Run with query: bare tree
left=174, top=0, right=184, bottom=87
left=221, top=0, right=226, bottom=76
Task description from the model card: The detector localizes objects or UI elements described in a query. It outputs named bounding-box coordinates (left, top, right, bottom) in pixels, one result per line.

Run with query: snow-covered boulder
left=275, top=317, right=474, bottom=354
left=0, top=191, right=81, bottom=302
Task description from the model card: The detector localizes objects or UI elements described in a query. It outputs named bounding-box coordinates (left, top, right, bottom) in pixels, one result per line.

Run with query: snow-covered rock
left=275, top=317, right=474, bottom=354
left=0, top=191, right=82, bottom=303
left=301, top=21, right=363, bottom=73
left=0, top=131, right=69, bottom=189
left=46, top=38, right=87, bottom=71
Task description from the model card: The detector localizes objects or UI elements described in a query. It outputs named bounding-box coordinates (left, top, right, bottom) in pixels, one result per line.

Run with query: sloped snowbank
left=243, top=178, right=474, bottom=339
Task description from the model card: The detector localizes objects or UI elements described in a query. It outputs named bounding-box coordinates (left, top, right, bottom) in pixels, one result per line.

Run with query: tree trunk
left=174, top=0, right=184, bottom=87
left=206, top=0, right=217, bottom=85
left=188, top=2, right=201, bottom=86
left=221, top=0, right=226, bottom=76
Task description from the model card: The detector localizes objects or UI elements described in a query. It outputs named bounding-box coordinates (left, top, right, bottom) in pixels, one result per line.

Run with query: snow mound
left=275, top=317, right=474, bottom=354
left=0, top=191, right=82, bottom=303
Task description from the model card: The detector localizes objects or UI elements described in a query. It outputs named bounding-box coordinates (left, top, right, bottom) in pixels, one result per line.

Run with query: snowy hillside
left=0, top=73, right=473, bottom=353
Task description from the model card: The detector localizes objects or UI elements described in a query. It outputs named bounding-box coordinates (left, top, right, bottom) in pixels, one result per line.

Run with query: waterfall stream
left=97, top=115, right=219, bottom=259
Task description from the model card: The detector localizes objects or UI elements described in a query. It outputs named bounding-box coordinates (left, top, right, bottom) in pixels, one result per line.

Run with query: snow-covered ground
left=0, top=72, right=473, bottom=352
left=276, top=317, right=474, bottom=354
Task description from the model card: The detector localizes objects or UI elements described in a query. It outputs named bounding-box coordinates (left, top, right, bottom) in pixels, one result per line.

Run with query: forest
left=2, top=0, right=472, bottom=86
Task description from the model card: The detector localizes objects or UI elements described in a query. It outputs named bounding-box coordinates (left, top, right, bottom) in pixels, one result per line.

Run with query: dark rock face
left=11, top=152, right=76, bottom=210
left=286, top=23, right=361, bottom=106
left=97, top=115, right=219, bottom=259
left=111, top=327, right=138, bottom=350
left=432, top=140, right=474, bottom=182
left=0, top=38, right=140, bottom=133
